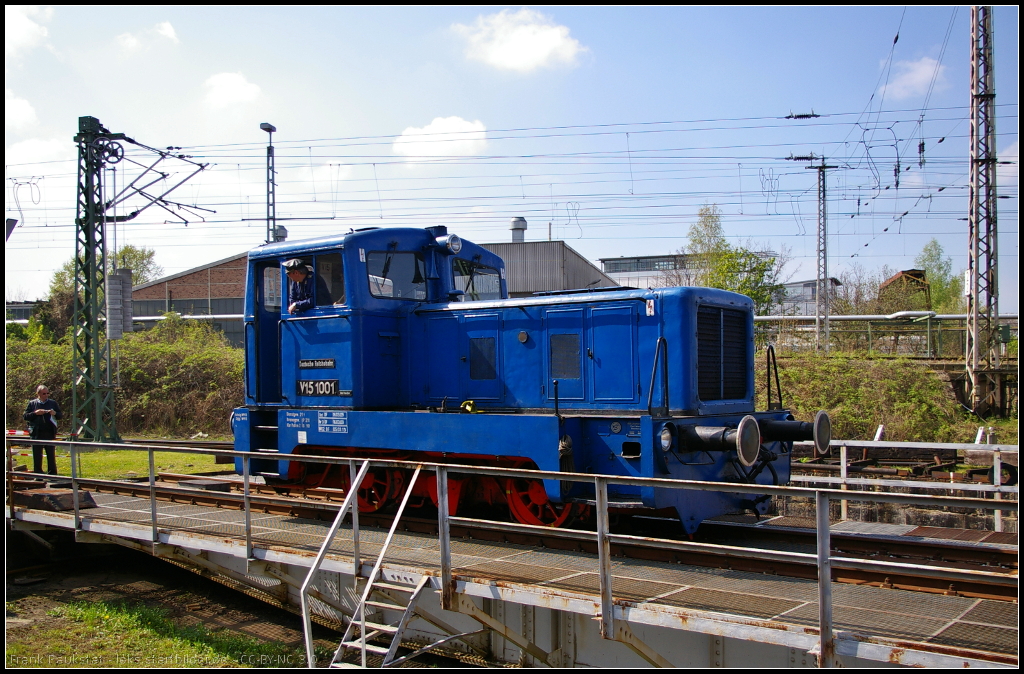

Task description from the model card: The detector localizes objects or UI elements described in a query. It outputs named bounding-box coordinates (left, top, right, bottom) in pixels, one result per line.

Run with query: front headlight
left=660, top=425, right=674, bottom=452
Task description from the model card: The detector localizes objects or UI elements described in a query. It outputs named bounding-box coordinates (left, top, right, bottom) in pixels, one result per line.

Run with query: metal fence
left=6, top=438, right=1019, bottom=668
left=755, top=314, right=1018, bottom=358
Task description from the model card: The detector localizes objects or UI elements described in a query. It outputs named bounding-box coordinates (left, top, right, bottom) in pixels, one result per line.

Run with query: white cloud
left=4, top=137, right=73, bottom=168
left=879, top=57, right=947, bottom=100
left=203, top=72, right=261, bottom=110
left=5, top=5, right=52, bottom=60
left=154, top=21, right=178, bottom=43
left=5, top=89, right=38, bottom=131
left=453, top=9, right=586, bottom=72
left=392, top=116, right=487, bottom=159
left=116, top=32, right=141, bottom=52
left=116, top=20, right=180, bottom=54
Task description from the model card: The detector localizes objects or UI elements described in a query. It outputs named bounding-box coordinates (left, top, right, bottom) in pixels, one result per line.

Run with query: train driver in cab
left=284, top=258, right=331, bottom=315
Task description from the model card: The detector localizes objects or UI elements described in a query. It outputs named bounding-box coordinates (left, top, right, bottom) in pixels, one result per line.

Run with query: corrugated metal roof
left=480, top=241, right=618, bottom=296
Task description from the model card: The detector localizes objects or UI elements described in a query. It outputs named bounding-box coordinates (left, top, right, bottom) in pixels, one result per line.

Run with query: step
left=350, top=619, right=398, bottom=634
left=340, top=641, right=390, bottom=656
left=364, top=599, right=405, bottom=611
left=374, top=581, right=418, bottom=593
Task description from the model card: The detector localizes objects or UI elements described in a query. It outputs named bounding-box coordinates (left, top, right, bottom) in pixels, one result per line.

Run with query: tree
left=660, top=204, right=790, bottom=314
left=35, top=257, right=77, bottom=340
left=34, top=245, right=162, bottom=340
left=914, top=239, right=965, bottom=313
left=111, top=245, right=164, bottom=286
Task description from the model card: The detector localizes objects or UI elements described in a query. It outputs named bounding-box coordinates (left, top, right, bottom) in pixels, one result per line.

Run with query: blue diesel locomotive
left=232, top=226, right=828, bottom=532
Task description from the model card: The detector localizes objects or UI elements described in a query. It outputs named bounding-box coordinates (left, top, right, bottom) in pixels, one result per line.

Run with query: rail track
left=62, top=470, right=1017, bottom=602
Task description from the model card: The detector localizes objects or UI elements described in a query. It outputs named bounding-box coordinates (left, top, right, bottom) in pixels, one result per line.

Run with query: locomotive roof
left=248, top=226, right=495, bottom=260
left=414, top=284, right=753, bottom=312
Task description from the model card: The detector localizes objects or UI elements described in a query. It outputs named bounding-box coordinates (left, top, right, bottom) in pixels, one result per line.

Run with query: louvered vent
left=697, top=306, right=749, bottom=401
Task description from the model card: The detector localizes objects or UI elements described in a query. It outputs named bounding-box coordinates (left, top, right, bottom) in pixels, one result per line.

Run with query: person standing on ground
left=24, top=384, right=61, bottom=475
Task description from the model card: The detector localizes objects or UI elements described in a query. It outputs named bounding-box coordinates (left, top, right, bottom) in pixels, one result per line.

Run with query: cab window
left=316, top=252, right=345, bottom=306
left=453, top=259, right=501, bottom=301
left=366, top=251, right=426, bottom=300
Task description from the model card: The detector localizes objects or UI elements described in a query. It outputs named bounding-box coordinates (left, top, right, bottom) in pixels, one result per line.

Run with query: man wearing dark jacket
left=284, top=258, right=332, bottom=314
left=24, top=384, right=61, bottom=475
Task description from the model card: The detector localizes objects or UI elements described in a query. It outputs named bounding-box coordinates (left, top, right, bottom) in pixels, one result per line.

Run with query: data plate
left=297, top=379, right=340, bottom=396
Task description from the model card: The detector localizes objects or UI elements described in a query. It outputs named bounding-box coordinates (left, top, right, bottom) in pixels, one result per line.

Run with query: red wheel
left=342, top=468, right=396, bottom=512
left=504, top=478, right=579, bottom=527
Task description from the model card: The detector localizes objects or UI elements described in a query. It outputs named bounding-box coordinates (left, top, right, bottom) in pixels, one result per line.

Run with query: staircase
left=328, top=466, right=426, bottom=668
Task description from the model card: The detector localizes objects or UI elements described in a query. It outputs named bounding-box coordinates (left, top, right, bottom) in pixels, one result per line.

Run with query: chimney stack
left=511, top=216, right=527, bottom=243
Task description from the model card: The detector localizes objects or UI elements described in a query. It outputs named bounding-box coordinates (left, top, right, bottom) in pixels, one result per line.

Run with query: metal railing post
left=437, top=466, right=453, bottom=611
left=350, top=460, right=360, bottom=589
left=148, top=447, right=158, bottom=543
left=816, top=490, right=834, bottom=668
left=71, top=444, right=81, bottom=531
left=301, top=460, right=371, bottom=669
left=596, top=476, right=613, bottom=639
left=992, top=450, right=1002, bottom=533
left=243, top=454, right=253, bottom=560
left=839, top=446, right=848, bottom=521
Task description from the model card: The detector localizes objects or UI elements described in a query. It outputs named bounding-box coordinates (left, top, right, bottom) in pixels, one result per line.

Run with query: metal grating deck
left=17, top=491, right=1018, bottom=658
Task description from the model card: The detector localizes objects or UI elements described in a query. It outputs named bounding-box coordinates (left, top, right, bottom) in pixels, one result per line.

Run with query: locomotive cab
left=241, top=226, right=507, bottom=411
left=233, top=226, right=827, bottom=533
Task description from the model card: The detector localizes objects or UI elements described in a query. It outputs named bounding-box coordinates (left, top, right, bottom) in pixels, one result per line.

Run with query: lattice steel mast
left=812, top=160, right=837, bottom=353
left=73, top=116, right=124, bottom=441
left=966, top=6, right=1000, bottom=414
left=72, top=116, right=209, bottom=441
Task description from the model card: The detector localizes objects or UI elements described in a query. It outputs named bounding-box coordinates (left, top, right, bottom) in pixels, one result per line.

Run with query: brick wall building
left=132, top=253, right=247, bottom=346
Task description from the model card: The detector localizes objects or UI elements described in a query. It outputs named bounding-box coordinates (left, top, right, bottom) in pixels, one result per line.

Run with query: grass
left=5, top=600, right=302, bottom=668
left=11, top=448, right=223, bottom=480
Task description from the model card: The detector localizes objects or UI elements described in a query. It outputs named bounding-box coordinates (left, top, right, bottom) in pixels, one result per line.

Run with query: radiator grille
left=697, top=306, right=749, bottom=401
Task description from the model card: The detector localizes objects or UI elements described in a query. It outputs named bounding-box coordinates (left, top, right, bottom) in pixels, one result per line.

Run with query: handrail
left=765, top=343, right=783, bottom=410
left=646, top=336, right=668, bottom=417
left=7, top=438, right=1019, bottom=502
left=301, top=460, right=370, bottom=668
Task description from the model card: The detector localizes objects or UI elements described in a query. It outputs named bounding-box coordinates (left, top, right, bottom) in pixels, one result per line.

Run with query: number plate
left=297, top=379, right=339, bottom=396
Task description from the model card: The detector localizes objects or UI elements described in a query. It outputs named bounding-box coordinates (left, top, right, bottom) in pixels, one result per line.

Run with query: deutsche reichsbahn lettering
left=299, top=359, right=336, bottom=369
left=297, top=380, right=340, bottom=396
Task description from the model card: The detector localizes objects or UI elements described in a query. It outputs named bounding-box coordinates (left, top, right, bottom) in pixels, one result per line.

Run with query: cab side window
left=366, top=251, right=426, bottom=300
left=316, top=252, right=345, bottom=305
left=452, top=258, right=501, bottom=301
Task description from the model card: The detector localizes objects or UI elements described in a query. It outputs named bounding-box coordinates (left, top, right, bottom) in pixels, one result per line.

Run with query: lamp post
left=260, top=122, right=276, bottom=244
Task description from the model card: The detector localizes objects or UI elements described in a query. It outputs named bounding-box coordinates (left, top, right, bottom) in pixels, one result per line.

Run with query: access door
left=253, top=261, right=282, bottom=402
left=462, top=313, right=501, bottom=401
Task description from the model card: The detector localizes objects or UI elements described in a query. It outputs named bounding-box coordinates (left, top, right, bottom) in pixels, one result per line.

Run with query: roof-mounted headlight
left=436, top=233, right=462, bottom=254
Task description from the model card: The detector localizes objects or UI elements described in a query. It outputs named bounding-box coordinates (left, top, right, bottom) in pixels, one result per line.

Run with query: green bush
left=6, top=314, right=242, bottom=437
left=756, top=353, right=1013, bottom=443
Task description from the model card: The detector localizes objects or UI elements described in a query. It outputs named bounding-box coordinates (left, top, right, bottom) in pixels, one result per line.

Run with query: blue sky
left=5, top=6, right=1019, bottom=310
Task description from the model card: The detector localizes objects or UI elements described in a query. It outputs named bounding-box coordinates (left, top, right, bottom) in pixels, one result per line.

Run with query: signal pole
left=966, top=6, right=1001, bottom=415
left=261, top=122, right=277, bottom=243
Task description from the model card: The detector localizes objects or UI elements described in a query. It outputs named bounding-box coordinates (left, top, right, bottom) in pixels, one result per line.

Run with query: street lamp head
left=260, top=123, right=277, bottom=134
